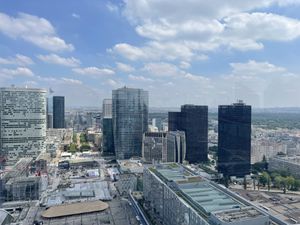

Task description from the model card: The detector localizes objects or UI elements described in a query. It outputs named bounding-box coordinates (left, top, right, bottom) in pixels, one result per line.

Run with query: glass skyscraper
left=218, top=101, right=251, bottom=177
left=102, top=99, right=115, bottom=156
left=53, top=96, right=65, bottom=128
left=112, top=87, right=148, bottom=159
left=168, top=105, right=208, bottom=163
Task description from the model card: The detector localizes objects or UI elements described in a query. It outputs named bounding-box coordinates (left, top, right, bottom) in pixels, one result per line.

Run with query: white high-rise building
left=0, top=87, right=47, bottom=164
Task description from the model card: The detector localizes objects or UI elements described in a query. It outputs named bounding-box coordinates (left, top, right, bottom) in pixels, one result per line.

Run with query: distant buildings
left=0, top=87, right=47, bottom=163
left=218, top=101, right=251, bottom=177
left=169, top=105, right=208, bottom=163
left=53, top=96, right=65, bottom=128
left=269, top=156, right=300, bottom=179
left=112, top=87, right=148, bottom=159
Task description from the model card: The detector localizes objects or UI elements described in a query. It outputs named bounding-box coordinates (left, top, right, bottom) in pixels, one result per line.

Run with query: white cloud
left=0, top=54, right=34, bottom=66
left=0, top=67, right=34, bottom=78
left=179, top=61, right=191, bottom=69
left=72, top=13, right=80, bottom=19
left=222, top=12, right=300, bottom=50
left=110, top=43, right=146, bottom=61
left=111, top=1, right=300, bottom=62
left=73, top=67, right=115, bottom=76
left=123, top=0, right=299, bottom=23
left=0, top=12, right=74, bottom=52
left=106, top=2, right=119, bottom=13
left=37, top=54, right=80, bottom=67
left=142, top=62, right=180, bottom=77
left=106, top=79, right=121, bottom=87
left=128, top=74, right=153, bottom=82
left=116, top=62, right=135, bottom=72
left=230, top=60, right=286, bottom=75
left=142, top=62, right=208, bottom=82
left=110, top=41, right=205, bottom=62
left=61, top=77, right=82, bottom=84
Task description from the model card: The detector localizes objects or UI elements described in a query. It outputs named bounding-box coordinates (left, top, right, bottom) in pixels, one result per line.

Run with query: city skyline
left=1, top=1, right=300, bottom=107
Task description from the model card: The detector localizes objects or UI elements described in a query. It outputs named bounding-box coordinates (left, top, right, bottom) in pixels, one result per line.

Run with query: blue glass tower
left=112, top=87, right=148, bottom=159
left=53, top=96, right=65, bottom=128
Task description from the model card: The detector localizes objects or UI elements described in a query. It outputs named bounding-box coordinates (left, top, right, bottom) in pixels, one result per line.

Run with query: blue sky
left=1, top=0, right=300, bottom=107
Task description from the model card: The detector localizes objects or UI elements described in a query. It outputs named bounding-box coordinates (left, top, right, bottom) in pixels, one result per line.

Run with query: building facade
left=53, top=96, right=65, bottom=128
left=143, top=163, right=269, bottom=225
left=112, top=87, right=148, bottom=159
left=269, top=156, right=300, bottom=179
left=0, top=87, right=47, bottom=163
left=168, top=105, right=208, bottom=163
left=102, top=118, right=115, bottom=156
left=46, top=97, right=53, bottom=128
left=102, top=99, right=112, bottom=118
left=218, top=101, right=251, bottom=177
left=166, top=131, right=186, bottom=163
left=142, top=132, right=167, bottom=163
left=102, top=99, right=114, bottom=156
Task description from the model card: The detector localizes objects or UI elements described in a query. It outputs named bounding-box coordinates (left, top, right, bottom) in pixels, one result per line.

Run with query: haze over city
left=1, top=1, right=300, bottom=107
left=3, top=1, right=300, bottom=225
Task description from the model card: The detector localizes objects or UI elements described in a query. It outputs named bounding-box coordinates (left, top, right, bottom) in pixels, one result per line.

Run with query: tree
left=280, top=177, right=287, bottom=194
left=259, top=172, right=269, bottom=187
left=293, top=179, right=300, bottom=191
left=274, top=176, right=283, bottom=188
left=286, top=176, right=295, bottom=190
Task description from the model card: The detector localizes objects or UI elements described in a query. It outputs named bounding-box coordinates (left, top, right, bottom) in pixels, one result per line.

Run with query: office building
left=142, top=131, right=186, bottom=163
left=102, top=118, right=115, bottom=156
left=269, top=156, right=300, bottom=179
left=168, top=105, right=208, bottom=163
left=142, top=132, right=167, bottom=163
left=143, top=163, right=269, bottom=225
left=112, top=87, right=148, bottom=159
left=102, top=99, right=114, bottom=156
left=102, top=99, right=112, bottom=118
left=218, top=101, right=251, bottom=177
left=166, top=131, right=186, bottom=163
left=0, top=87, right=47, bottom=163
left=46, top=97, right=53, bottom=128
left=53, top=96, right=65, bottom=128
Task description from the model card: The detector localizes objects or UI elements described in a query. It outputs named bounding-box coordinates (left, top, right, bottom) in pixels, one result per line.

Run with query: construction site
left=233, top=188, right=300, bottom=224
left=0, top=149, right=142, bottom=225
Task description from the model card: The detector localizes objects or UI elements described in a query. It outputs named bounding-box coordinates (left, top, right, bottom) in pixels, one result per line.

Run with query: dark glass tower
left=218, top=101, right=251, bottom=177
left=102, top=118, right=115, bottom=156
left=112, top=87, right=148, bottom=159
left=168, top=105, right=208, bottom=163
left=53, top=96, right=65, bottom=128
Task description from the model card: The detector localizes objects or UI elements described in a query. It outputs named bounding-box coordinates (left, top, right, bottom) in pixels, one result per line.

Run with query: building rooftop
left=212, top=207, right=265, bottom=223
left=41, top=200, right=109, bottom=218
left=150, top=163, right=268, bottom=223
left=272, top=155, right=300, bottom=164
left=179, top=181, right=242, bottom=213
left=154, top=164, right=244, bottom=214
